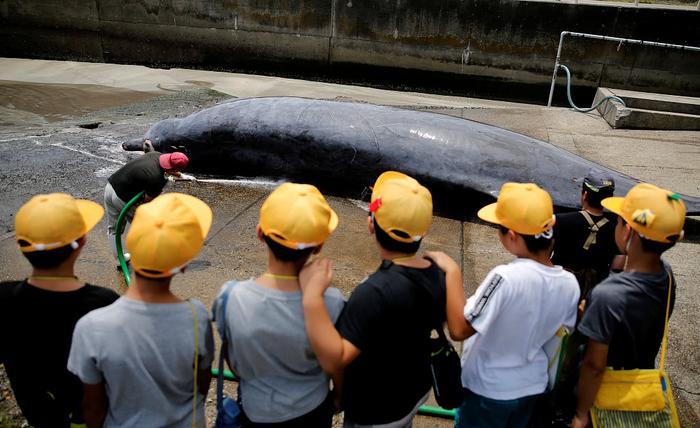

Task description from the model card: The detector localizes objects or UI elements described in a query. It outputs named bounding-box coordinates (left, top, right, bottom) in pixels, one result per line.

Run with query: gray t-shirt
left=212, top=279, right=345, bottom=423
left=578, top=261, right=676, bottom=369
left=68, top=297, right=214, bottom=428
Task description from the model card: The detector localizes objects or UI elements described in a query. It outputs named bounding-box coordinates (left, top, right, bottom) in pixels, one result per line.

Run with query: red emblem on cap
left=369, top=197, right=382, bottom=213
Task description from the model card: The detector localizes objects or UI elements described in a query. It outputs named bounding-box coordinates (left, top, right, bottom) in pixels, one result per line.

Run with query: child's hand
left=424, top=251, right=460, bottom=275
left=300, top=258, right=333, bottom=297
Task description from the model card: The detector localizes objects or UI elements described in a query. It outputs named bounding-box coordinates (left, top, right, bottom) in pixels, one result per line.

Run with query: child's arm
left=83, top=382, right=108, bottom=428
left=300, top=258, right=360, bottom=376
left=197, top=365, right=213, bottom=397
left=572, top=339, right=609, bottom=428
left=424, top=251, right=476, bottom=341
left=331, top=371, right=344, bottom=411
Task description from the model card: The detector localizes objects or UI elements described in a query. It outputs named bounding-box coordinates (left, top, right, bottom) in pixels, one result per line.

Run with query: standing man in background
left=104, top=149, right=189, bottom=262
left=552, top=169, right=621, bottom=299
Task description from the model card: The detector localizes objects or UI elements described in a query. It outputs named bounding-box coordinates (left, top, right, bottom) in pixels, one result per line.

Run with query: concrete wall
left=1, top=0, right=698, bottom=102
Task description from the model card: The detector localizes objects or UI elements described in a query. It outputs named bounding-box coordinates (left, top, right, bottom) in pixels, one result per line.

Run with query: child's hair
left=583, top=187, right=613, bottom=209
left=617, top=217, right=676, bottom=255
left=19, top=242, right=75, bottom=268
left=264, top=235, right=315, bottom=262
left=639, top=234, right=675, bottom=255
left=134, top=271, right=172, bottom=281
left=373, top=216, right=421, bottom=254
left=498, top=225, right=553, bottom=253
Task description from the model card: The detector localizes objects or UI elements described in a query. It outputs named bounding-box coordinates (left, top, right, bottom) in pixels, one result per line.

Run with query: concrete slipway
left=0, top=58, right=698, bottom=427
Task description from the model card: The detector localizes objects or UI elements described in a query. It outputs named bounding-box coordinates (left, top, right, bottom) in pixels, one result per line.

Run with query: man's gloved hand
left=179, top=173, right=197, bottom=182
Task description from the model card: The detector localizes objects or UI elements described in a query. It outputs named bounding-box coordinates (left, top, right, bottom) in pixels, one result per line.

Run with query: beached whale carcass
left=123, top=96, right=700, bottom=215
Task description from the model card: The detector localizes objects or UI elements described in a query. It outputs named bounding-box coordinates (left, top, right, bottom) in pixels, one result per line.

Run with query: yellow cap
left=602, top=183, right=685, bottom=243
left=259, top=183, right=338, bottom=250
left=126, top=193, right=213, bottom=278
left=478, top=182, right=556, bottom=235
left=15, top=193, right=104, bottom=252
left=369, top=171, right=433, bottom=243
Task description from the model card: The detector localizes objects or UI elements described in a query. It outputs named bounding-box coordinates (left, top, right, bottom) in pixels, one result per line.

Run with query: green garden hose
left=115, top=191, right=145, bottom=286
left=559, top=64, right=626, bottom=113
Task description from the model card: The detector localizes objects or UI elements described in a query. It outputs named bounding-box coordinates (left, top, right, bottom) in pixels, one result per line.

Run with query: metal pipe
left=547, top=31, right=700, bottom=107
left=547, top=31, right=567, bottom=107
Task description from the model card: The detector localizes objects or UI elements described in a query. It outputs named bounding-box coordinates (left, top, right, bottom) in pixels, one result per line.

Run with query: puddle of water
left=0, top=80, right=161, bottom=126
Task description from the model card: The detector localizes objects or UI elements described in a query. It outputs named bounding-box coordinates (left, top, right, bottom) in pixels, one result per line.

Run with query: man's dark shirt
left=552, top=211, right=617, bottom=294
left=337, top=261, right=446, bottom=424
left=108, top=152, right=167, bottom=201
left=577, top=263, right=676, bottom=369
left=0, top=280, right=119, bottom=427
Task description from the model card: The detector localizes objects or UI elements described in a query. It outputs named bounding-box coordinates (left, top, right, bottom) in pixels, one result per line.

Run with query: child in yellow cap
left=428, top=182, right=580, bottom=428
left=0, top=193, right=119, bottom=428
left=301, top=171, right=448, bottom=427
left=212, top=182, right=344, bottom=427
left=67, top=193, right=215, bottom=428
left=571, top=183, right=686, bottom=428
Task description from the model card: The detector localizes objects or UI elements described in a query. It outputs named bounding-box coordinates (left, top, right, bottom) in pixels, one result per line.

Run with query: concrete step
left=594, top=88, right=700, bottom=130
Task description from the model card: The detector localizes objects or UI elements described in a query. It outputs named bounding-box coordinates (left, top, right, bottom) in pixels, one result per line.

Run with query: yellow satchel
left=591, top=274, right=681, bottom=428
left=594, top=369, right=665, bottom=411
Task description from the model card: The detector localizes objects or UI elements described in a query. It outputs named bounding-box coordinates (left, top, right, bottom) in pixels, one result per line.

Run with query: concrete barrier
left=1, top=0, right=698, bottom=103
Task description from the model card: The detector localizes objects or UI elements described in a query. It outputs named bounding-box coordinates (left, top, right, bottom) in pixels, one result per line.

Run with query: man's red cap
left=159, top=152, right=189, bottom=171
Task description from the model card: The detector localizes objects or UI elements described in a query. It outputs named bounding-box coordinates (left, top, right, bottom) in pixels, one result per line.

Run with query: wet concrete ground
left=0, top=59, right=699, bottom=427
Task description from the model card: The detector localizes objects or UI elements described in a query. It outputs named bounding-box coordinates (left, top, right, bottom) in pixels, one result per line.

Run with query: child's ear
left=256, top=225, right=264, bottom=242
left=507, top=229, right=518, bottom=242
left=367, top=216, right=375, bottom=235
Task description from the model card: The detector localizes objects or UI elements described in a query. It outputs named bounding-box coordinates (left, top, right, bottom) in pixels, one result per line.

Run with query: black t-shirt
left=108, top=151, right=167, bottom=201
left=577, top=262, right=676, bottom=369
left=552, top=211, right=617, bottom=288
left=337, top=260, right=446, bottom=424
left=0, top=280, right=119, bottom=428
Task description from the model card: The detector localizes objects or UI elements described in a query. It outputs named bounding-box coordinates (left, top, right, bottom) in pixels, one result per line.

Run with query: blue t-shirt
left=578, top=262, right=676, bottom=369
left=212, top=279, right=345, bottom=423
left=68, top=297, right=214, bottom=428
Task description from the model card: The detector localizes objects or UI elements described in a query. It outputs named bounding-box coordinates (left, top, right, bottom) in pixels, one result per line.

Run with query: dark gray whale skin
left=123, top=96, right=700, bottom=215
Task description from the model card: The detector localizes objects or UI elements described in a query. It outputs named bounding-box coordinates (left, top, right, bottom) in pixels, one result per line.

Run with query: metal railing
left=547, top=31, right=700, bottom=107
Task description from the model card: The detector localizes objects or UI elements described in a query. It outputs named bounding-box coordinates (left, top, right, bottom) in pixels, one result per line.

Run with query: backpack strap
left=659, top=272, right=673, bottom=371
left=580, top=211, right=609, bottom=250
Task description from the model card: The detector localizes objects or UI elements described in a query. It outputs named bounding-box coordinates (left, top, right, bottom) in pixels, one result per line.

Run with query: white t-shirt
left=461, top=258, right=579, bottom=400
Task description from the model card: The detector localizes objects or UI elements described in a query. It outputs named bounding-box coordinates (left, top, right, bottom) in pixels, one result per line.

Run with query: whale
left=123, top=96, right=700, bottom=216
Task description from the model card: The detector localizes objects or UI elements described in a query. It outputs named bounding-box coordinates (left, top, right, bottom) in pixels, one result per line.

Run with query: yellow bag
left=594, top=369, right=664, bottom=411
left=590, top=274, right=681, bottom=428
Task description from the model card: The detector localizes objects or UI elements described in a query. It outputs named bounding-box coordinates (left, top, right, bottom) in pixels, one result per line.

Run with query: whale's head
left=122, top=118, right=185, bottom=153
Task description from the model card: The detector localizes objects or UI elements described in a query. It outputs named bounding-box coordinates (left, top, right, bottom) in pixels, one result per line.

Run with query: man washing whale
left=104, top=146, right=192, bottom=264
